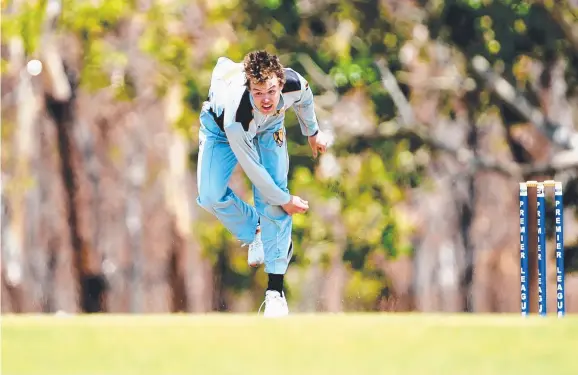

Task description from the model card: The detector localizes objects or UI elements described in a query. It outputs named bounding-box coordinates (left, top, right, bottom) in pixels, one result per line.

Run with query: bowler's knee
left=197, top=187, right=228, bottom=211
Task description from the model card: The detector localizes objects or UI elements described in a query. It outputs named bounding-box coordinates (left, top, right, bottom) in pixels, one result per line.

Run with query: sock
left=267, top=273, right=284, bottom=295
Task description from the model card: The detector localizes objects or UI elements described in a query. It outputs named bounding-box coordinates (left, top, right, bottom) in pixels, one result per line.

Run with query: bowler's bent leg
left=196, top=116, right=259, bottom=245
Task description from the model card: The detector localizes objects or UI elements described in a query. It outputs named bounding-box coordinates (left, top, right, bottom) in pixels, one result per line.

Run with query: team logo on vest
left=273, top=128, right=285, bottom=147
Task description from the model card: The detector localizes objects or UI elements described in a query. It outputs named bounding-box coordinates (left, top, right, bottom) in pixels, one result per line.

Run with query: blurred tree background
left=1, top=0, right=578, bottom=314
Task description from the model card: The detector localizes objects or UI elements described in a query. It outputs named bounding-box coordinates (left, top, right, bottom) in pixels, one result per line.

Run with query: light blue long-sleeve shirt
left=202, top=57, right=320, bottom=206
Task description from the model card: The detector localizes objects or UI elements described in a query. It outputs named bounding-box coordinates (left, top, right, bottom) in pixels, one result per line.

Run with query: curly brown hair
left=243, top=50, right=286, bottom=89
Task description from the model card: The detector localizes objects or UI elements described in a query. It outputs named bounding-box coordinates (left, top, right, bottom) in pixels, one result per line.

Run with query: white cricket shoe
left=259, top=290, right=289, bottom=318
left=247, top=226, right=264, bottom=267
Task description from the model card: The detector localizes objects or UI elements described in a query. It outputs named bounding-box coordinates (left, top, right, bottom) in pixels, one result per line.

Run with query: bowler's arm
left=292, top=73, right=320, bottom=137
left=224, top=122, right=291, bottom=206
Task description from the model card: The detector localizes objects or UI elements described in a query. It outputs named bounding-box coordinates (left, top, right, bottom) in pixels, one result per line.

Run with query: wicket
left=519, top=180, right=565, bottom=317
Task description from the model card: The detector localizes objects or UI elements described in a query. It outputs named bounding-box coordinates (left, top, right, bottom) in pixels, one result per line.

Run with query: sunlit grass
left=3, top=313, right=577, bottom=375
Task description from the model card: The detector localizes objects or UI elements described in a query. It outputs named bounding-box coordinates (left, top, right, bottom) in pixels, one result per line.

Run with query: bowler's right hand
left=281, top=195, right=309, bottom=215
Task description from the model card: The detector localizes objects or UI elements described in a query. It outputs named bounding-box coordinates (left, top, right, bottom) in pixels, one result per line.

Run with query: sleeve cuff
left=280, top=192, right=291, bottom=205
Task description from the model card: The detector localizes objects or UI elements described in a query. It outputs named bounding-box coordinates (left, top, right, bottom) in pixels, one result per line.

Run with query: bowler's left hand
left=308, top=130, right=330, bottom=158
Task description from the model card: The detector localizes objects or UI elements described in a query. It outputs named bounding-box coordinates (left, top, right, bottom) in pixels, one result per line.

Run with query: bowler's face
left=249, top=76, right=283, bottom=114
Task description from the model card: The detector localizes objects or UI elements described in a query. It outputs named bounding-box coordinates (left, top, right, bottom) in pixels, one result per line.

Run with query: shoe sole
left=248, top=258, right=264, bottom=267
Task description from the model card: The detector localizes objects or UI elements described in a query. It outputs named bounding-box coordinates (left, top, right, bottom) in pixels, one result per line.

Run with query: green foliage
left=434, top=0, right=577, bottom=118
left=344, top=270, right=385, bottom=310
left=140, top=5, right=192, bottom=78
left=59, top=0, right=132, bottom=34
left=4, top=0, right=576, bottom=311
left=0, top=0, right=45, bottom=55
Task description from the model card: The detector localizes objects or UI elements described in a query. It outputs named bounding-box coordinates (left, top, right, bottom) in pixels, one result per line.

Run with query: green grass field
left=2, top=313, right=577, bottom=375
